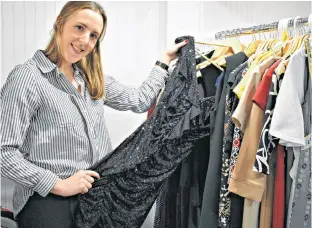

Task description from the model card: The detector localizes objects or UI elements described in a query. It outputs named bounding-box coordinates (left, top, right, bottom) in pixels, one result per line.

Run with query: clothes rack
left=214, top=16, right=309, bottom=39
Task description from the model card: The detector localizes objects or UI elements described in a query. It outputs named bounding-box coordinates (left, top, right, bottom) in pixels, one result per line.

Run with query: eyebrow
left=78, top=22, right=100, bottom=35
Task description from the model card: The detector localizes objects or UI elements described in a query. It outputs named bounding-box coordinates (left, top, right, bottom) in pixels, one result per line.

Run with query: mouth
left=71, top=43, right=84, bottom=55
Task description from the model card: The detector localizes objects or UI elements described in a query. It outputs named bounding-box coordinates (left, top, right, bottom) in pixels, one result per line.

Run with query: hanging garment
left=199, top=51, right=248, bottom=228
left=259, top=147, right=276, bottom=228
left=229, top=57, right=278, bottom=201
left=250, top=60, right=281, bottom=228
left=227, top=65, right=248, bottom=184
left=227, top=65, right=248, bottom=228
left=73, top=36, right=216, bottom=228
left=268, top=50, right=311, bottom=228
left=153, top=54, right=221, bottom=228
left=272, top=144, right=285, bottom=228
left=218, top=61, right=248, bottom=228
left=226, top=66, right=249, bottom=228
left=230, top=57, right=278, bottom=228
left=284, top=147, right=295, bottom=226
left=252, top=60, right=288, bottom=175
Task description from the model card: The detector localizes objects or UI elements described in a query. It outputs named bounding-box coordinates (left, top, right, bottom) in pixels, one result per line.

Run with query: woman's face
left=59, top=9, right=104, bottom=65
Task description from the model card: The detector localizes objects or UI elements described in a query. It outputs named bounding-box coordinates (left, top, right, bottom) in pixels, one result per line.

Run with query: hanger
left=195, top=40, right=231, bottom=62
left=255, top=30, right=269, bottom=53
left=195, top=37, right=233, bottom=60
left=195, top=49, right=224, bottom=72
left=263, top=29, right=278, bottom=51
left=273, top=18, right=296, bottom=75
left=195, top=41, right=231, bottom=48
left=196, top=38, right=243, bottom=54
left=195, top=37, right=235, bottom=69
left=244, top=31, right=261, bottom=57
left=215, top=34, right=244, bottom=66
left=283, top=16, right=305, bottom=59
left=295, top=17, right=310, bottom=52
left=260, top=29, right=271, bottom=51
left=272, top=18, right=293, bottom=58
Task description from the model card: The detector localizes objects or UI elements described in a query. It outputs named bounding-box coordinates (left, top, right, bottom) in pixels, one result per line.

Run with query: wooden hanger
left=195, top=49, right=224, bottom=72
left=198, top=38, right=243, bottom=68
left=244, top=40, right=261, bottom=57
left=195, top=41, right=231, bottom=48
left=196, top=38, right=243, bottom=55
left=195, top=41, right=232, bottom=63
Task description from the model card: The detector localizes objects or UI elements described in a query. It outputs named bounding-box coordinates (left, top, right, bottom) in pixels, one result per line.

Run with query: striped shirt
left=0, top=49, right=168, bottom=217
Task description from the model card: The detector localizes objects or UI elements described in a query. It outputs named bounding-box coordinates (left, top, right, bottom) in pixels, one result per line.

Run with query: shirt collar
left=32, top=50, right=58, bottom=74
left=33, top=50, right=84, bottom=81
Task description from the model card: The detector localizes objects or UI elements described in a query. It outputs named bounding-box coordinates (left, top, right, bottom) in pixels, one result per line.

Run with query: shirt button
left=83, top=109, right=87, bottom=113
left=95, top=146, right=99, bottom=151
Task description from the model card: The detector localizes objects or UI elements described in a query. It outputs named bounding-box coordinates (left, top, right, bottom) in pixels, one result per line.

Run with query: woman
left=0, top=1, right=187, bottom=227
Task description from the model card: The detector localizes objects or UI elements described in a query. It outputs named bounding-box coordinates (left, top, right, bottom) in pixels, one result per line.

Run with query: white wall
left=1, top=1, right=311, bottom=227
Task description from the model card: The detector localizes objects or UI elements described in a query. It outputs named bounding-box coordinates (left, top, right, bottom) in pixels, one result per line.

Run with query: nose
left=78, top=33, right=90, bottom=47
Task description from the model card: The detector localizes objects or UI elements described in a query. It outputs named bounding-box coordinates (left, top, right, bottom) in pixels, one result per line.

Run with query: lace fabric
left=73, top=36, right=215, bottom=228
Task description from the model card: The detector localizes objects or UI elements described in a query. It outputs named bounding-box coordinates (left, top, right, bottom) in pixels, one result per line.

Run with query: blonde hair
left=44, top=1, right=107, bottom=100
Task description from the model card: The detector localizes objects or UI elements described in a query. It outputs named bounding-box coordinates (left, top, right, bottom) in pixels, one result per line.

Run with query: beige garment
left=229, top=103, right=266, bottom=201
left=259, top=153, right=276, bottom=228
left=242, top=199, right=260, bottom=228
left=229, top=57, right=277, bottom=201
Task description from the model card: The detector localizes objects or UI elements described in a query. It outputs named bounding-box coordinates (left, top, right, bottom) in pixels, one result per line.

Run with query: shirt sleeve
left=104, top=66, right=168, bottom=113
left=232, top=68, right=259, bottom=131
left=0, top=65, right=58, bottom=197
left=269, top=52, right=306, bottom=147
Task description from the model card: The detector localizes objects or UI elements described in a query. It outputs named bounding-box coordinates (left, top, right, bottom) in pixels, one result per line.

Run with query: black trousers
left=16, top=193, right=78, bottom=228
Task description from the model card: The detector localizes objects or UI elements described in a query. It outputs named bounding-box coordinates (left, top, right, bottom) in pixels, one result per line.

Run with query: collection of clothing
left=151, top=34, right=312, bottom=228
left=73, top=32, right=311, bottom=227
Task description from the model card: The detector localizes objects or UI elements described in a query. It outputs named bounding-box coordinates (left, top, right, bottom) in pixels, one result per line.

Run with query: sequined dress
left=73, top=36, right=215, bottom=228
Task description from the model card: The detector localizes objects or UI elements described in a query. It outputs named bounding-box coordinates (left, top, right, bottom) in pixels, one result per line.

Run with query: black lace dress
left=73, top=36, right=215, bottom=228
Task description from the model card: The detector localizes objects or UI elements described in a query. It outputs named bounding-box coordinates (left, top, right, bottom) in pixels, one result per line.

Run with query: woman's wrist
left=51, top=178, right=64, bottom=195
left=160, top=54, right=171, bottom=66
left=154, top=54, right=171, bottom=73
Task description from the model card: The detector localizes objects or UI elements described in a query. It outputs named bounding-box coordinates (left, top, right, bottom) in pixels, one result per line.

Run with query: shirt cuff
left=33, top=169, right=59, bottom=197
left=152, top=66, right=169, bottom=78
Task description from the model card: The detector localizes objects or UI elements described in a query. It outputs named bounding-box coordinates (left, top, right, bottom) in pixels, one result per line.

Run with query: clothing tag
left=302, top=133, right=311, bottom=150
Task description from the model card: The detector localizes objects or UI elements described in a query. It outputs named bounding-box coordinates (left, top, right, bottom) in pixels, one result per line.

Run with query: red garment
left=272, top=144, right=285, bottom=228
left=252, top=60, right=282, bottom=110
left=147, top=102, right=156, bottom=119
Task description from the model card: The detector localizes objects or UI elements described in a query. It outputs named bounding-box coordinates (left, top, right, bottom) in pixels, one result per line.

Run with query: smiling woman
left=45, top=1, right=107, bottom=100
left=0, top=1, right=188, bottom=228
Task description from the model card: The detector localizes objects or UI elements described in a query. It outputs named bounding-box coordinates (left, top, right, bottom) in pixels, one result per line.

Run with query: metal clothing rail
left=215, top=16, right=309, bottom=39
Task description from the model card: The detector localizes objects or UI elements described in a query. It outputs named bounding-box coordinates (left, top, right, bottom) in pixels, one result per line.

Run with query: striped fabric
left=0, top=49, right=168, bottom=217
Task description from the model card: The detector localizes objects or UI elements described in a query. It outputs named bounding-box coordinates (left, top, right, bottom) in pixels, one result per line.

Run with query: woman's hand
left=51, top=170, right=100, bottom=197
left=160, top=39, right=189, bottom=66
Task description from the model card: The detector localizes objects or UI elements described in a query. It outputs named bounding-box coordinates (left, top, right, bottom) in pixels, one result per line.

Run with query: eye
left=90, top=33, right=98, bottom=40
left=75, top=25, right=83, bottom=31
